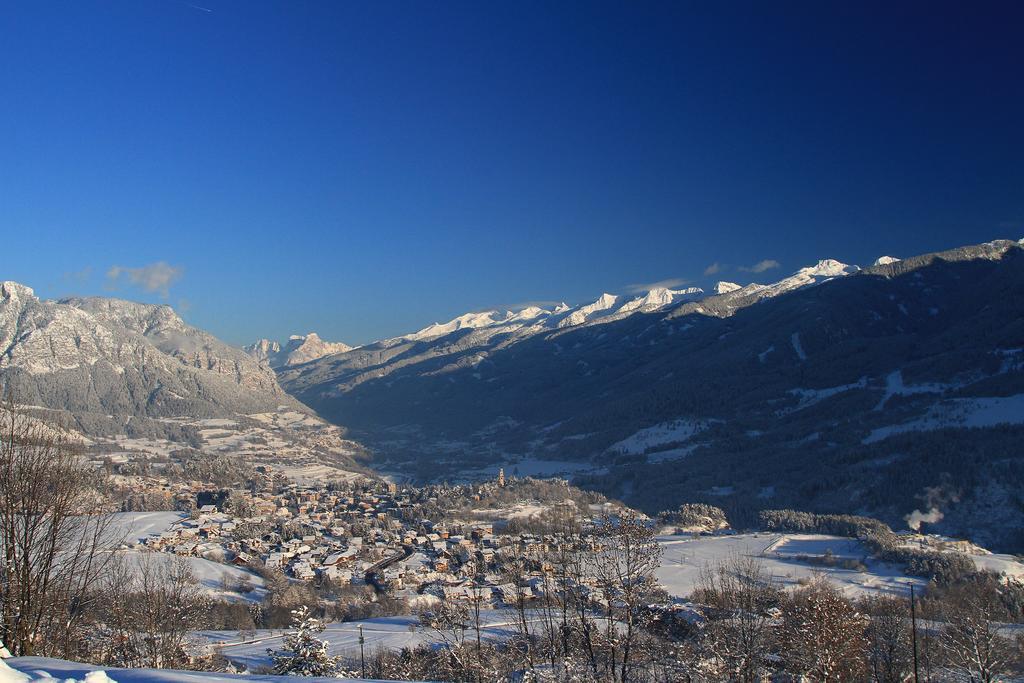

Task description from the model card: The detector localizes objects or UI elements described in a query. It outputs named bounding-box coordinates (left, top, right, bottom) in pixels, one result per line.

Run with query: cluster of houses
left=133, top=471, right=603, bottom=608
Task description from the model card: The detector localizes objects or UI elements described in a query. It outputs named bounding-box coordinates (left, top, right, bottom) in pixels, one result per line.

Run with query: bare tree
left=497, top=547, right=537, bottom=674
left=938, top=594, right=1015, bottom=683
left=421, top=599, right=477, bottom=680
left=594, top=509, right=664, bottom=683
left=860, top=594, right=912, bottom=683
left=691, top=555, right=780, bottom=682
left=0, top=399, right=116, bottom=657
left=101, top=553, right=211, bottom=668
left=779, top=575, right=868, bottom=682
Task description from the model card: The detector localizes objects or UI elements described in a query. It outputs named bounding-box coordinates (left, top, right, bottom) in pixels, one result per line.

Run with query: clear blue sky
left=3, top=1, right=1022, bottom=346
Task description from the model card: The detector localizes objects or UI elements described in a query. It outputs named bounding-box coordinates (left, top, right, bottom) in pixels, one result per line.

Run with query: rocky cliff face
left=0, top=283, right=302, bottom=425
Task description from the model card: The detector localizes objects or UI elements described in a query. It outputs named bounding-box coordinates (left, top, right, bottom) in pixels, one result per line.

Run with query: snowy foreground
left=0, top=657, right=396, bottom=683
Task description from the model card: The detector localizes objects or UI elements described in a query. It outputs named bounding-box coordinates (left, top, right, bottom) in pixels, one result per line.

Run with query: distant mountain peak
left=799, top=259, right=859, bottom=278
left=874, top=255, right=901, bottom=266
left=1, top=281, right=35, bottom=300
left=405, top=311, right=508, bottom=342
left=714, top=281, right=742, bottom=294
left=246, top=332, right=352, bottom=367
left=1, top=284, right=293, bottom=418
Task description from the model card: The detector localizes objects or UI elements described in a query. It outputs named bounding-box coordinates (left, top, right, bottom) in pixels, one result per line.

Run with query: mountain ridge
left=0, top=284, right=304, bottom=427
left=271, top=238, right=1024, bottom=551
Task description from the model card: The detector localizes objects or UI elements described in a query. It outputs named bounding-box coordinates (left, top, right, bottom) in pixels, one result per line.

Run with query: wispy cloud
left=106, top=261, right=184, bottom=298
left=703, top=262, right=721, bottom=277
left=739, top=259, right=781, bottom=274
left=624, top=277, right=691, bottom=294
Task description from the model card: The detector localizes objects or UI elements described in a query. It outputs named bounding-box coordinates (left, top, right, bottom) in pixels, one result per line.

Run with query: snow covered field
left=865, top=392, right=1024, bottom=443
left=609, top=418, right=710, bottom=455
left=197, top=611, right=554, bottom=671
left=107, top=511, right=189, bottom=545
left=657, top=532, right=1024, bottom=600
left=88, top=411, right=366, bottom=483
left=1, top=657, right=392, bottom=682
left=113, top=551, right=268, bottom=603
left=100, top=512, right=267, bottom=603
left=656, top=533, right=926, bottom=599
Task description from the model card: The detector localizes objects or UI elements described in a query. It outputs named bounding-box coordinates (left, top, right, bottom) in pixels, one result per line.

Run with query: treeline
left=758, top=509, right=977, bottom=583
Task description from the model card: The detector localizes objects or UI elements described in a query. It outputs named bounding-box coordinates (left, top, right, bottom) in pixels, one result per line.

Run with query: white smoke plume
left=904, top=507, right=943, bottom=531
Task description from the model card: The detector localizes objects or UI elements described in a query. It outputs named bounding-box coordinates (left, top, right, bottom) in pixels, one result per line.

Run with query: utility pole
left=910, top=583, right=920, bottom=683
left=359, top=624, right=365, bottom=678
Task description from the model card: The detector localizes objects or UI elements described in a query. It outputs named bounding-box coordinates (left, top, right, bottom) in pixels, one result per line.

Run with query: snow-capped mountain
left=246, top=332, right=353, bottom=368
left=276, top=259, right=864, bottom=400
left=397, top=285, right=706, bottom=342
left=0, top=284, right=367, bottom=477
left=0, top=282, right=303, bottom=430
left=274, top=239, right=1024, bottom=551
left=403, top=311, right=515, bottom=342
left=245, top=338, right=281, bottom=364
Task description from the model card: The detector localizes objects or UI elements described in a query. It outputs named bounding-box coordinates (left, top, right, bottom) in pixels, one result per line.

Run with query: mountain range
left=3, top=237, right=1023, bottom=550
left=0, top=283, right=296, bottom=426
left=268, top=238, right=1024, bottom=551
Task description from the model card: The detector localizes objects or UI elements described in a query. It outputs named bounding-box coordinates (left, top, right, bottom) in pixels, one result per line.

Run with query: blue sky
left=3, top=1, right=1022, bottom=345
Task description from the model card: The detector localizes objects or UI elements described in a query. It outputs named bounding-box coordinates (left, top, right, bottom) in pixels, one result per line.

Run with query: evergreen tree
left=268, top=605, right=342, bottom=677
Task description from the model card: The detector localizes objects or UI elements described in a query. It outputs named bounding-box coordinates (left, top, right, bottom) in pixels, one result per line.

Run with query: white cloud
left=106, top=261, right=184, bottom=298
left=740, top=259, right=781, bottom=274
left=624, top=278, right=690, bottom=294
left=703, top=262, right=721, bottom=277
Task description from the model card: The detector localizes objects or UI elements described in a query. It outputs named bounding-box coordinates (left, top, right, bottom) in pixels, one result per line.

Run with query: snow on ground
left=78, top=513, right=263, bottom=602
left=197, top=611, right=554, bottom=671
left=785, top=378, right=867, bottom=412
left=865, top=393, right=1024, bottom=443
left=970, top=552, right=1024, bottom=581
left=470, top=502, right=556, bottom=520
left=656, top=533, right=926, bottom=600
left=93, top=411, right=366, bottom=483
left=609, top=418, right=710, bottom=455
left=247, top=410, right=324, bottom=429
left=790, top=333, right=806, bottom=361
left=274, top=463, right=363, bottom=483
left=658, top=532, right=1024, bottom=600
left=107, top=436, right=180, bottom=459
left=109, top=551, right=267, bottom=604
left=872, top=370, right=949, bottom=410
left=645, top=445, right=700, bottom=463
left=106, top=511, right=188, bottom=545
left=2, top=657, right=392, bottom=682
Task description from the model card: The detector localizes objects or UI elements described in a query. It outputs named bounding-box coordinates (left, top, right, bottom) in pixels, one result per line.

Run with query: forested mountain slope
left=278, top=240, right=1024, bottom=550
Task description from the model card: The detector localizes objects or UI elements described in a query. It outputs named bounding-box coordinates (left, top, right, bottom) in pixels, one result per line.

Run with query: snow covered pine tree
left=268, top=605, right=343, bottom=677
